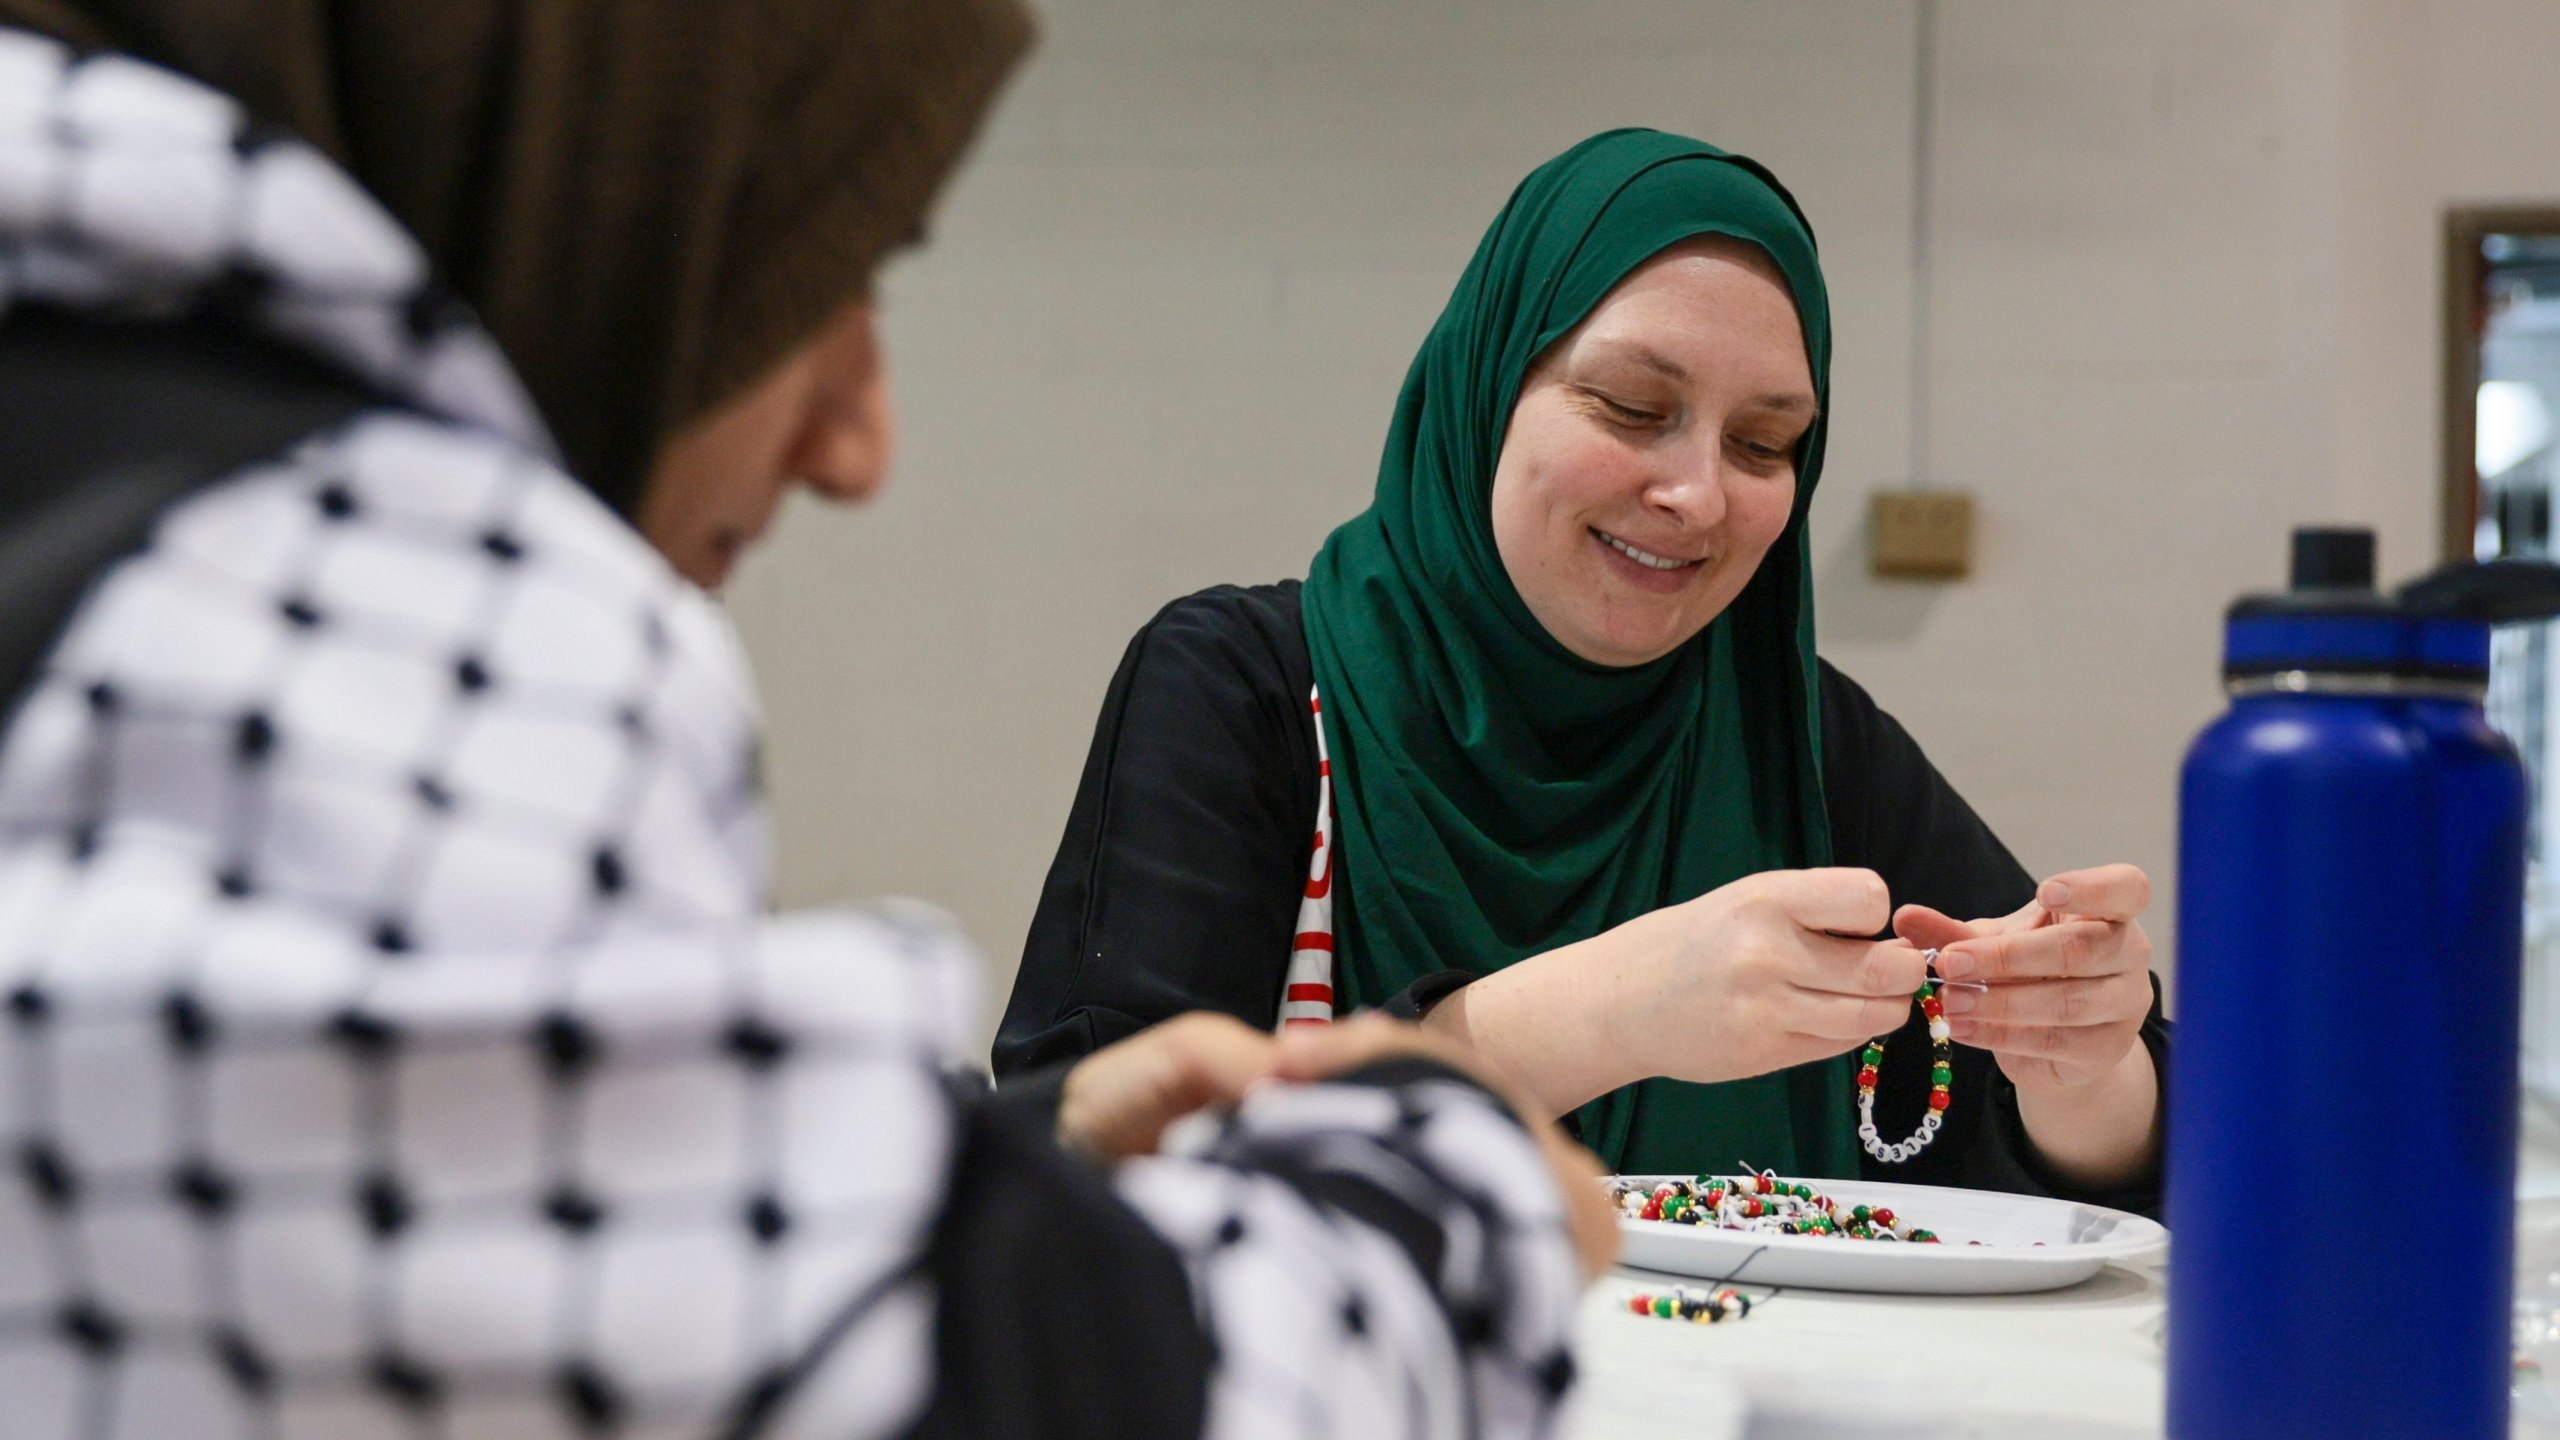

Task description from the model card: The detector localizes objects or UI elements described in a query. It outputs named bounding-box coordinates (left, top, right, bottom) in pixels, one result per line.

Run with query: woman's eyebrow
left=1586, top=341, right=1818, bottom=416
left=1589, top=340, right=1692, bottom=383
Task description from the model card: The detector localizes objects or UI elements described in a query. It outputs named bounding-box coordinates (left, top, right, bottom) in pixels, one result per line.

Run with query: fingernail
left=1942, top=987, right=1978, bottom=1015
left=1935, top=949, right=1978, bottom=980
left=2039, top=880, right=2071, bottom=911
left=1948, top=1018, right=1978, bottom=1043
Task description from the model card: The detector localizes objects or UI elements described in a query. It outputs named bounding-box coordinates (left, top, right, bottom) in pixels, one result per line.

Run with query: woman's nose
left=1645, top=450, right=1728, bottom=531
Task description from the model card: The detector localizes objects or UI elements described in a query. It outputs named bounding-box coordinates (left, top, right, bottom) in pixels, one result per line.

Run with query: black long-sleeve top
left=996, top=581, right=2167, bottom=1216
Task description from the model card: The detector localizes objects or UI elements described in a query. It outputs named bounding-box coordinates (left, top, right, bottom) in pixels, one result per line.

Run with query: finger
left=2035, top=864, right=2152, bottom=922
left=1160, top=1012, right=1286, bottom=1106
left=1274, top=1009, right=1433, bottom=1076
left=1539, top=1129, right=1621, bottom=1280
left=1780, top=986, right=1924, bottom=1043
left=1757, top=867, right=1891, bottom=937
left=1794, top=937, right=1930, bottom=1000
left=1947, top=1015, right=2137, bottom=1064
left=1272, top=1014, right=1506, bottom=1098
left=1937, top=975, right=2147, bottom=1030
left=1935, top=918, right=2128, bottom=983
left=1891, top=903, right=1980, bottom=951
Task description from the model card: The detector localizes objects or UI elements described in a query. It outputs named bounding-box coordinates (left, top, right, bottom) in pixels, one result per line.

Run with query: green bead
left=1653, top=1295, right=1674, bottom=1318
left=1851, top=1204, right=1871, bottom=1221
left=1932, top=1064, right=1953, bottom=1084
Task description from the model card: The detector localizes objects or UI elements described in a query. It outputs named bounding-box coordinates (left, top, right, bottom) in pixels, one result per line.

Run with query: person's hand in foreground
left=1060, top=1011, right=1619, bottom=1279
left=1893, top=863, right=2161, bottom=1186
left=1272, top=1014, right=1620, bottom=1281
left=1057, top=1011, right=1283, bottom=1164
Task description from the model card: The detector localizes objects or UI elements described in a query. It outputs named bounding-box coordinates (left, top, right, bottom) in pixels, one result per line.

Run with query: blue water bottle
left=2169, top=527, right=2560, bottom=1438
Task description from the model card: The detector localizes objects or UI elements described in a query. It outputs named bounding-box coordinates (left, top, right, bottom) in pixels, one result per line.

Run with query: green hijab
left=1302, top=129, right=1852, bottom=1178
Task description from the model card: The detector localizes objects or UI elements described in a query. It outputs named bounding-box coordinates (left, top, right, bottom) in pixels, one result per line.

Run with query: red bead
left=1921, top=999, right=1943, bottom=1019
left=1856, top=1066, right=1879, bottom=1088
left=1629, top=1294, right=1651, bottom=1315
left=1873, top=1208, right=1896, bottom=1227
left=1757, top=1174, right=1775, bottom=1193
left=1640, top=1197, right=1662, bottom=1220
left=1745, top=1197, right=1763, bottom=1218
left=1928, top=1088, right=1951, bottom=1112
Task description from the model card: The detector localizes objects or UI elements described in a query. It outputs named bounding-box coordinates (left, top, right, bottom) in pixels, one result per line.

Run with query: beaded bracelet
left=1607, top=1171, right=1942, bottom=1243
left=1624, top=1284, right=1753, bottom=1324
left=1858, top=953, right=1954, bottom=1165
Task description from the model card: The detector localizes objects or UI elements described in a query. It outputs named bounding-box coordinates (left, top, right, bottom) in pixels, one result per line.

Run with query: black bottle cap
left=2290, top=527, right=2376, bottom=591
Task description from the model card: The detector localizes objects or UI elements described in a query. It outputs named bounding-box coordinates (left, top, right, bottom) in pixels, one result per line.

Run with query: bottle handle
left=2398, top=559, right=2560, bottom=624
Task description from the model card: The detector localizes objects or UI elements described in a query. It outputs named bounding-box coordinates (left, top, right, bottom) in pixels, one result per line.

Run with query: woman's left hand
left=1890, top=864, right=2155, bottom=1094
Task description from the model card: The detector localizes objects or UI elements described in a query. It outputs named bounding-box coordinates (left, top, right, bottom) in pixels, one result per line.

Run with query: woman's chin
left=1555, top=613, right=1697, bottom=668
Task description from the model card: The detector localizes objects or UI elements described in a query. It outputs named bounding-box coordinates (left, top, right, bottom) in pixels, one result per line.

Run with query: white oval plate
left=1609, top=1175, right=2166, bottom=1295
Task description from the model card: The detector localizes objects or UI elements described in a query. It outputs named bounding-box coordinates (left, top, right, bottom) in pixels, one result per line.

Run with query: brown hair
left=0, top=0, right=1034, bottom=511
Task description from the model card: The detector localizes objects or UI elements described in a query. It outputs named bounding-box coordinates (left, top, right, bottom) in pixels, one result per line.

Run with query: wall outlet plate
left=1870, top=491, right=1974, bottom=579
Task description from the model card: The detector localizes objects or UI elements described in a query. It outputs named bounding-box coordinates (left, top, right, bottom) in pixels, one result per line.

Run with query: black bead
left=543, top=1185, right=605, bottom=1234
left=368, top=1351, right=442, bottom=1409
left=213, top=865, right=253, bottom=900
left=170, top=1159, right=237, bottom=1219
left=555, top=1361, right=622, bottom=1429
left=369, top=917, right=413, bottom=955
left=56, top=1300, right=123, bottom=1356
left=6, top=984, right=49, bottom=1027
left=1450, top=1303, right=1496, bottom=1346
left=213, top=1327, right=273, bottom=1396
left=315, top=483, right=358, bottom=521
left=534, top=1011, right=599, bottom=1078
left=452, top=655, right=491, bottom=694
left=589, top=846, right=626, bottom=897
left=1339, top=1294, right=1367, bottom=1335
left=277, top=596, right=323, bottom=629
left=721, top=1017, right=790, bottom=1070
left=328, top=1008, right=398, bottom=1060
left=19, top=1139, right=76, bottom=1209
left=411, top=773, right=455, bottom=812
left=161, top=990, right=214, bottom=1052
left=480, top=530, right=525, bottom=563
left=232, top=711, right=277, bottom=765
left=744, top=1192, right=789, bottom=1245
left=1214, top=1214, right=1247, bottom=1247
left=82, top=681, right=118, bottom=716
left=357, top=1171, right=413, bottom=1239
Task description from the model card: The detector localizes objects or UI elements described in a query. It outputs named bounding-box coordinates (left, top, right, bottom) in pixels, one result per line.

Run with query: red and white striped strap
left=1277, top=685, right=1336, bottom=1028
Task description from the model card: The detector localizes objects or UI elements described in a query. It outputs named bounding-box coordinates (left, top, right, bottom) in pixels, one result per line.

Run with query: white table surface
left=1566, top=1106, right=2560, bottom=1439
left=1566, top=1254, right=2166, bottom=1439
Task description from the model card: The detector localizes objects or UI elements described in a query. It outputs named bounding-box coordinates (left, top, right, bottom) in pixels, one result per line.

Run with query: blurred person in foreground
left=0, top=4, right=1612, bottom=1437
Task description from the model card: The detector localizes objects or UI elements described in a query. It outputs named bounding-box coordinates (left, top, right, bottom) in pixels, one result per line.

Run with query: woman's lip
left=1590, top=528, right=1705, bottom=594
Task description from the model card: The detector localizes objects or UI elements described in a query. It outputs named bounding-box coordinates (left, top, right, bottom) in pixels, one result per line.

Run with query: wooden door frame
left=2444, top=206, right=2560, bottom=561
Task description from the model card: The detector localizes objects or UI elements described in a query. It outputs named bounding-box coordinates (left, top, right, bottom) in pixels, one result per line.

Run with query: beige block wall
left=725, top=0, right=2560, bottom=1047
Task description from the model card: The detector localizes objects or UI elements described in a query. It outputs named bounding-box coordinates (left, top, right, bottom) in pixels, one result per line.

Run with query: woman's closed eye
left=1576, top=386, right=1670, bottom=429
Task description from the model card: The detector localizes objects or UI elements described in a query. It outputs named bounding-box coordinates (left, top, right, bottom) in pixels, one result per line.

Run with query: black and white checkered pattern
left=1125, top=1079, right=1583, bottom=1440
left=0, top=29, right=1584, bottom=1440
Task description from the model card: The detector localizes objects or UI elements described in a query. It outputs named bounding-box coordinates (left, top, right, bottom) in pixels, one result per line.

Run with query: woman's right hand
left=1608, top=867, right=1928, bottom=1082
left=1428, top=867, right=1928, bottom=1114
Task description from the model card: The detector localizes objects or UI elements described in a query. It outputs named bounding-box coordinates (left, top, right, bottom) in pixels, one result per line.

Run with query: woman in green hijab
left=999, top=130, right=2166, bottom=1203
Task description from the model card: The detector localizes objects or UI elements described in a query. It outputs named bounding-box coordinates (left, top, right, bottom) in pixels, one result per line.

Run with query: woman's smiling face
left=1488, top=236, right=1817, bottom=668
